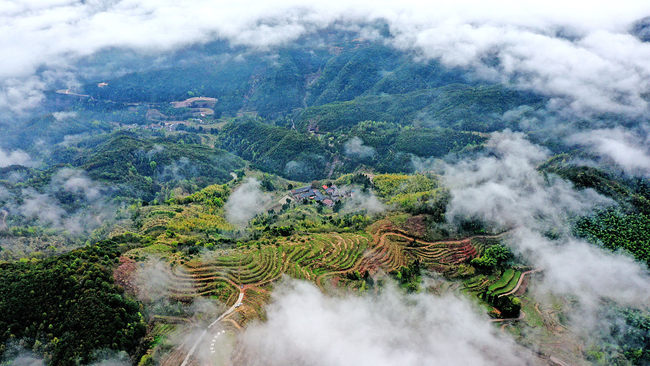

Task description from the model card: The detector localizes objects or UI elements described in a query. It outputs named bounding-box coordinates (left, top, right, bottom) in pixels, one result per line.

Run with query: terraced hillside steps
left=157, top=228, right=508, bottom=366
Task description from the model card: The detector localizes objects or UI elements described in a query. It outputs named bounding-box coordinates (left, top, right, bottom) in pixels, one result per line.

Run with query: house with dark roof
left=289, top=183, right=347, bottom=206
left=291, top=186, right=312, bottom=195
left=314, top=191, right=325, bottom=202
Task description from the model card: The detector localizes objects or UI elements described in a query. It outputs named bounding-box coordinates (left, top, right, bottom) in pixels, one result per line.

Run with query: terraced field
left=148, top=221, right=511, bottom=365
left=152, top=222, right=499, bottom=327
left=136, top=202, right=234, bottom=246
left=486, top=269, right=521, bottom=298
left=463, top=274, right=490, bottom=293
left=167, top=232, right=372, bottom=314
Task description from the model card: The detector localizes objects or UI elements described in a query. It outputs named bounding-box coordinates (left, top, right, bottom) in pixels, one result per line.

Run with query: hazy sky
left=1, top=0, right=650, bottom=117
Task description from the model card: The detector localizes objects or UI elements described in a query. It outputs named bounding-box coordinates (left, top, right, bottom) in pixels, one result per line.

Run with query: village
left=142, top=96, right=218, bottom=130
left=55, top=86, right=220, bottom=132
left=282, top=182, right=350, bottom=208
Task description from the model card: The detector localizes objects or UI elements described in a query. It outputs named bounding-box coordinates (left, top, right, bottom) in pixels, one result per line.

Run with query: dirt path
left=179, top=289, right=244, bottom=366
left=224, top=318, right=242, bottom=330
left=498, top=269, right=541, bottom=298
left=490, top=310, right=526, bottom=323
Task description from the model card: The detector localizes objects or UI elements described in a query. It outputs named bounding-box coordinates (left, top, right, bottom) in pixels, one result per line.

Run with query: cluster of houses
left=289, top=184, right=345, bottom=207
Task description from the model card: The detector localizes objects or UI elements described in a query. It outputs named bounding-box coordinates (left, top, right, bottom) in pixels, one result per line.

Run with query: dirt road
left=490, top=310, right=526, bottom=323
left=498, top=269, right=541, bottom=298
left=180, top=290, right=244, bottom=366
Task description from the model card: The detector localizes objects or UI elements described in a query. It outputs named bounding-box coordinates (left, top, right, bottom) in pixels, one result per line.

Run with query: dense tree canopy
left=0, top=236, right=146, bottom=365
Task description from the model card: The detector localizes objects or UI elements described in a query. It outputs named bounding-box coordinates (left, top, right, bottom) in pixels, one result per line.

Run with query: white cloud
left=439, top=130, right=650, bottom=321
left=441, top=130, right=609, bottom=231
left=52, top=110, right=77, bottom=121
left=7, top=168, right=114, bottom=235
left=1, top=352, right=44, bottom=366
left=0, top=148, right=34, bottom=167
left=567, top=127, right=650, bottom=176
left=240, top=279, right=533, bottom=366
left=225, top=178, right=271, bottom=227
left=1, top=1, right=650, bottom=115
left=18, top=188, right=67, bottom=227
left=52, top=167, right=103, bottom=200
left=342, top=189, right=385, bottom=215
left=0, top=76, right=46, bottom=115
left=343, top=136, right=376, bottom=159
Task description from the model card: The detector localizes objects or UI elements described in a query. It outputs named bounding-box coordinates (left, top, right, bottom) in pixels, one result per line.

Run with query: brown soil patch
left=515, top=273, right=530, bottom=296
left=403, top=215, right=427, bottom=237
left=113, top=256, right=138, bottom=294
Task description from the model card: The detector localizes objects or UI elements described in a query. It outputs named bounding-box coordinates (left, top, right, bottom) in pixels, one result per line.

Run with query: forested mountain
left=0, top=11, right=649, bottom=366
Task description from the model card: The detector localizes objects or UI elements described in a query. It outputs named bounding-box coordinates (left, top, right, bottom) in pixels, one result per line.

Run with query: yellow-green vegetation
left=334, top=172, right=449, bottom=218
left=463, top=274, right=489, bottom=292
left=134, top=184, right=236, bottom=255
left=372, top=173, right=439, bottom=196
left=123, top=171, right=531, bottom=355
left=165, top=206, right=232, bottom=236
left=139, top=243, right=175, bottom=255
left=251, top=202, right=372, bottom=235
left=134, top=220, right=504, bottom=328
left=172, top=184, right=230, bottom=206
left=131, top=173, right=501, bottom=300
left=372, top=173, right=449, bottom=219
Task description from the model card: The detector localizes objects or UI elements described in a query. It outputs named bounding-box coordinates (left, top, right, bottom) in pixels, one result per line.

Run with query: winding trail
left=179, top=289, right=244, bottom=366
left=497, top=269, right=541, bottom=298
left=490, top=310, right=526, bottom=323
